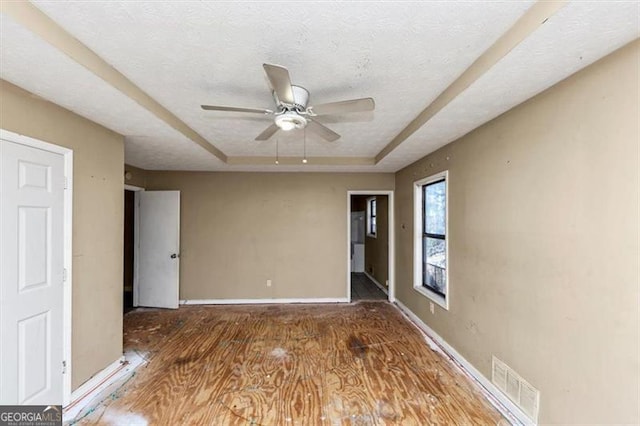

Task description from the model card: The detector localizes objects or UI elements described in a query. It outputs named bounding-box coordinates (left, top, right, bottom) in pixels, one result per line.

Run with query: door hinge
left=64, top=176, right=68, bottom=190
left=62, top=360, right=67, bottom=374
left=63, top=268, right=67, bottom=282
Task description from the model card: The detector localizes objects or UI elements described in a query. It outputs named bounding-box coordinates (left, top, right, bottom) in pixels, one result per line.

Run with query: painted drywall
left=0, top=80, right=124, bottom=390
left=394, top=40, right=639, bottom=424
left=145, top=172, right=394, bottom=300
left=124, top=163, right=147, bottom=188
left=365, top=195, right=388, bottom=288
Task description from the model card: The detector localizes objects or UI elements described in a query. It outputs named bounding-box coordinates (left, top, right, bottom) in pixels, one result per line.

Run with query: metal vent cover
left=492, top=356, right=540, bottom=423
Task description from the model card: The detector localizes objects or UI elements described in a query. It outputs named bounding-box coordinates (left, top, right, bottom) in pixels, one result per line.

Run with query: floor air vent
left=492, top=356, right=540, bottom=423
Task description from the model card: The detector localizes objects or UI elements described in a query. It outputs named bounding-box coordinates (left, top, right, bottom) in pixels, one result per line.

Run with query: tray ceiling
left=1, top=1, right=637, bottom=172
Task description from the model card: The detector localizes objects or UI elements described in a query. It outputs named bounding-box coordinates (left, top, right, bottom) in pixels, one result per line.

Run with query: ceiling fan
left=201, top=64, right=375, bottom=142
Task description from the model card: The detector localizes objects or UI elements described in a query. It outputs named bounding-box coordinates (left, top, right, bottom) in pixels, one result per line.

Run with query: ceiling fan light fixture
left=202, top=63, right=374, bottom=142
left=275, top=112, right=307, bottom=131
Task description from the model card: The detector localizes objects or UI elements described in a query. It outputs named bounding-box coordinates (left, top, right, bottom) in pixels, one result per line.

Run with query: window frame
left=413, top=170, right=449, bottom=309
left=366, top=196, right=377, bottom=238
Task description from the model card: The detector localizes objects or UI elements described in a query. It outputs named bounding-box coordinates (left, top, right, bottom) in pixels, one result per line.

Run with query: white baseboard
left=64, top=351, right=146, bottom=422
left=67, top=356, right=124, bottom=406
left=363, top=271, right=388, bottom=295
left=64, top=355, right=125, bottom=421
left=180, top=297, right=349, bottom=305
left=393, top=300, right=532, bottom=426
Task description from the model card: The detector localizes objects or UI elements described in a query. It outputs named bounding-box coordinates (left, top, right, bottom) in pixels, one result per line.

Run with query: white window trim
left=413, top=170, right=449, bottom=310
left=366, top=196, right=377, bottom=238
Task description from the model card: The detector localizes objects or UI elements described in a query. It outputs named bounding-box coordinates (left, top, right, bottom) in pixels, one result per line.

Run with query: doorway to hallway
left=347, top=191, right=394, bottom=302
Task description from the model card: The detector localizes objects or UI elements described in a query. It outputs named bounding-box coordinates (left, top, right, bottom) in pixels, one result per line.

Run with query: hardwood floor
left=77, top=302, right=506, bottom=425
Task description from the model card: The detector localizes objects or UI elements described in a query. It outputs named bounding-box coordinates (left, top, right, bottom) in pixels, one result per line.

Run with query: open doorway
left=122, top=184, right=145, bottom=313
left=348, top=191, right=394, bottom=302
left=123, top=189, right=136, bottom=313
left=122, top=186, right=181, bottom=311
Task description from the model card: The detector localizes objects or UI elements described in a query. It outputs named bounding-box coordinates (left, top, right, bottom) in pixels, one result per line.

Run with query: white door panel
left=137, top=191, right=180, bottom=309
left=1, top=140, right=64, bottom=405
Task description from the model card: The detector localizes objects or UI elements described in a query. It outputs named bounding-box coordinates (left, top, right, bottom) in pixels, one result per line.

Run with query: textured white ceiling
left=379, top=0, right=640, bottom=170
left=0, top=15, right=365, bottom=172
left=1, top=2, right=638, bottom=172
left=27, top=1, right=532, bottom=164
left=0, top=14, right=224, bottom=171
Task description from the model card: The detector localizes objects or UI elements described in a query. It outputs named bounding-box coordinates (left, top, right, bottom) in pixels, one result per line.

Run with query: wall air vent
left=492, top=356, right=540, bottom=423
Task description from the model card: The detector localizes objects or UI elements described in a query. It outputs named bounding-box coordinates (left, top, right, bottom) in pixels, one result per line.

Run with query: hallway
left=351, top=272, right=387, bottom=301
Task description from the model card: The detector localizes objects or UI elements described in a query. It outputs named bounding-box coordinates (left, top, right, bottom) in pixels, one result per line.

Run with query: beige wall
left=364, top=195, right=388, bottom=287
left=0, top=80, right=125, bottom=390
left=124, top=163, right=148, bottom=188
left=145, top=172, right=394, bottom=300
left=394, top=41, right=639, bottom=424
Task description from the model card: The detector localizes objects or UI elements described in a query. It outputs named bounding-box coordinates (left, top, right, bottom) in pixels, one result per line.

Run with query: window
left=414, top=171, right=448, bottom=309
left=366, top=197, right=377, bottom=237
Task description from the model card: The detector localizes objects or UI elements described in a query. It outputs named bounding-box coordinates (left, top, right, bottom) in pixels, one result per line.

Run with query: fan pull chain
left=302, top=128, right=308, bottom=164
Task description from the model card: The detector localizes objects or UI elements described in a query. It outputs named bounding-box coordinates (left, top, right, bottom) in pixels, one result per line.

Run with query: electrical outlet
left=430, top=302, right=435, bottom=314
left=266, top=279, right=272, bottom=287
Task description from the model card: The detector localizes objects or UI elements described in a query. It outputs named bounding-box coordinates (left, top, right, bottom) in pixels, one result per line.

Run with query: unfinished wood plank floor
left=79, top=302, right=506, bottom=425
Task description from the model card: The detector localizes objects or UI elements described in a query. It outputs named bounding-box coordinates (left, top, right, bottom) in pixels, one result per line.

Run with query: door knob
left=170, top=253, right=179, bottom=259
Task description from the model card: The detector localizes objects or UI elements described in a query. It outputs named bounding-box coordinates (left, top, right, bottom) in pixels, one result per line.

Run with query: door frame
left=124, top=185, right=144, bottom=308
left=0, top=129, right=74, bottom=405
left=346, top=190, right=395, bottom=302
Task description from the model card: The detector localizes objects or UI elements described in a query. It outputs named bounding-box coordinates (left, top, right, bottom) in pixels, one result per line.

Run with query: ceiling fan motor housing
left=273, top=85, right=310, bottom=111
left=273, top=85, right=310, bottom=130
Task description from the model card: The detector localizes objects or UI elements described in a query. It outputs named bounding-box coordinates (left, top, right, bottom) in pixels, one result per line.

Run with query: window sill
left=413, top=285, right=448, bottom=310
left=366, top=233, right=377, bottom=239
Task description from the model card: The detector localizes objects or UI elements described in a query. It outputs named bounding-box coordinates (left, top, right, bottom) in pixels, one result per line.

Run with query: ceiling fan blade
left=263, top=63, right=295, bottom=105
left=201, top=105, right=272, bottom=114
left=255, top=123, right=280, bottom=141
left=310, top=97, right=375, bottom=116
left=307, top=119, right=340, bottom=142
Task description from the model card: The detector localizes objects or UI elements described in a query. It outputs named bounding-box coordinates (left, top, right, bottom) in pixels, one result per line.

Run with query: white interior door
left=0, top=140, right=64, bottom=404
left=137, top=191, right=180, bottom=309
